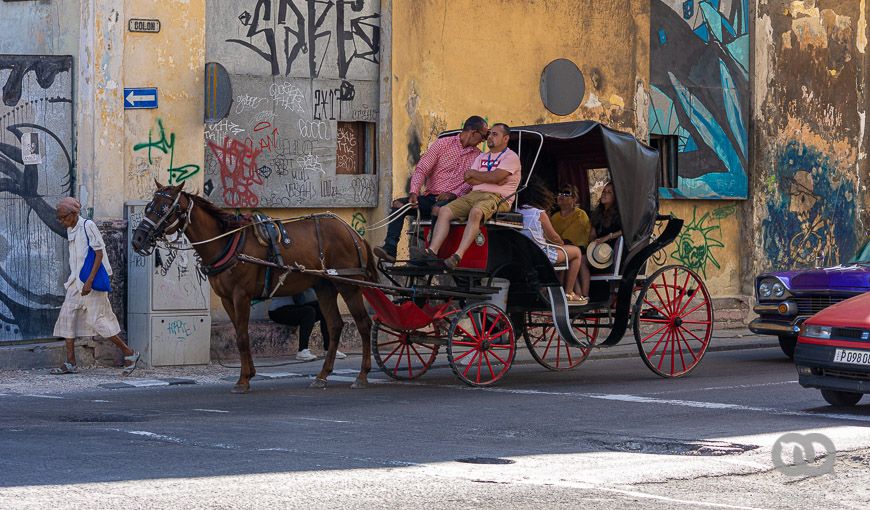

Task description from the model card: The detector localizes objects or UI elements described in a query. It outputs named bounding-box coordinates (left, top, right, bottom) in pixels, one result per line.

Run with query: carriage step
left=384, top=264, right=491, bottom=278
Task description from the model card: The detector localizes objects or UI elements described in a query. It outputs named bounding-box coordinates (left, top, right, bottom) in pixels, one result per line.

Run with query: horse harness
left=231, top=213, right=369, bottom=299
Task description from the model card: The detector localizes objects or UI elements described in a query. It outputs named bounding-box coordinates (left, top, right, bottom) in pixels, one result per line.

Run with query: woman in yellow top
left=550, top=184, right=591, bottom=299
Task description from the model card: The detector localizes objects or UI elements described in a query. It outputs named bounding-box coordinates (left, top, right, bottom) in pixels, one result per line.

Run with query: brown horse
left=131, top=182, right=376, bottom=393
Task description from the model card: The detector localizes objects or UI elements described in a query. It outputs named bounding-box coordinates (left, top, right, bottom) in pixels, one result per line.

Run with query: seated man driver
left=419, top=123, right=521, bottom=269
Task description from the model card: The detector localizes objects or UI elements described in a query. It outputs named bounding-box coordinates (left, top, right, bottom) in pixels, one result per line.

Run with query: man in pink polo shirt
left=374, top=116, right=489, bottom=263
left=423, top=123, right=522, bottom=269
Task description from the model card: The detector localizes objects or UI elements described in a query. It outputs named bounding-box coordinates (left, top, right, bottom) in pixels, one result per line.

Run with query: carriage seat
left=409, top=211, right=524, bottom=230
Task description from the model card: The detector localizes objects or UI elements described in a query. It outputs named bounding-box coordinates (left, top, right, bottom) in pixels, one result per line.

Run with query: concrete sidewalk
left=0, top=329, right=781, bottom=396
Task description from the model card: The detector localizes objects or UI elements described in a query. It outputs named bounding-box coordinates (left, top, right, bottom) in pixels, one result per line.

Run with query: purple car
left=749, top=240, right=870, bottom=358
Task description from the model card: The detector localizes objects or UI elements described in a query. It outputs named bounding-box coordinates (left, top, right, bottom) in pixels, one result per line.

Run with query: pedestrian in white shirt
left=50, top=197, right=139, bottom=375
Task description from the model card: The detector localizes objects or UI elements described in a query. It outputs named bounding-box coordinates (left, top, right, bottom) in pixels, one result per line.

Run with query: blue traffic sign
left=124, top=87, right=158, bottom=109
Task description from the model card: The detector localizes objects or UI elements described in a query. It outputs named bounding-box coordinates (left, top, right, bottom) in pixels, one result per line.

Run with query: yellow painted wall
left=124, top=0, right=206, bottom=201
left=653, top=200, right=741, bottom=296
left=391, top=0, right=650, bottom=199
left=389, top=0, right=743, bottom=299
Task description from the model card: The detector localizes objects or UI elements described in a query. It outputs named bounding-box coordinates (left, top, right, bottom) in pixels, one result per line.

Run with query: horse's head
left=131, top=180, right=188, bottom=256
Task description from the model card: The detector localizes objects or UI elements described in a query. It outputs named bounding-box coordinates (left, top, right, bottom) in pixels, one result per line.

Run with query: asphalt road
left=1, top=345, right=869, bottom=509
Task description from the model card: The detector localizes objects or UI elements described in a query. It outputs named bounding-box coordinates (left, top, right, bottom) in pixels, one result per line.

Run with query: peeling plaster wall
left=390, top=0, right=649, bottom=250
left=0, top=3, right=80, bottom=341
left=747, top=0, right=869, bottom=293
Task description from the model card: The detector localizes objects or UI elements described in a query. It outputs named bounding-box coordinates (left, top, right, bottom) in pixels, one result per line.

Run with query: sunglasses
left=557, top=192, right=574, bottom=198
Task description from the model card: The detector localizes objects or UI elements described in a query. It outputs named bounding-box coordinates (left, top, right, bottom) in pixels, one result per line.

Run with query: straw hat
left=588, top=242, right=614, bottom=269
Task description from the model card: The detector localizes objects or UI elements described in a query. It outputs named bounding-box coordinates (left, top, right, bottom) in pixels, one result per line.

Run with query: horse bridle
left=139, top=190, right=194, bottom=250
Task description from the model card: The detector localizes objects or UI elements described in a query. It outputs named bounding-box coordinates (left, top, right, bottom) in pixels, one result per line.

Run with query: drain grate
left=456, top=457, right=516, bottom=465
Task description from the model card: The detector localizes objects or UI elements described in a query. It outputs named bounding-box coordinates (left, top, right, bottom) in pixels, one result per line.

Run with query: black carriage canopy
left=507, top=121, right=660, bottom=254
left=437, top=121, right=660, bottom=254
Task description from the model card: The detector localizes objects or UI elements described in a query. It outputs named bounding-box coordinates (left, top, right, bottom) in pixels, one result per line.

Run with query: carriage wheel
left=447, top=302, right=515, bottom=386
left=523, top=312, right=599, bottom=371
left=371, top=322, right=439, bottom=381
left=633, top=265, right=713, bottom=378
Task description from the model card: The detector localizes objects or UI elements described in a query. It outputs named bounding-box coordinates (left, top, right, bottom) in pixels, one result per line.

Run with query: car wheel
left=820, top=389, right=863, bottom=407
left=778, top=335, right=797, bottom=359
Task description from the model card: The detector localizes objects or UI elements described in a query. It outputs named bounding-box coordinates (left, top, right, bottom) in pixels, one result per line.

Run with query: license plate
left=832, top=348, right=870, bottom=366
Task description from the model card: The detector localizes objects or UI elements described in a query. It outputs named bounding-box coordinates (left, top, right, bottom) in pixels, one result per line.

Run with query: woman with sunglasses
left=550, top=184, right=591, bottom=299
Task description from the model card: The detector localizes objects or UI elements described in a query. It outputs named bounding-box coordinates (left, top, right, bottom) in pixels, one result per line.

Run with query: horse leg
left=224, top=296, right=255, bottom=393
left=342, top=287, right=373, bottom=389
left=310, top=285, right=344, bottom=388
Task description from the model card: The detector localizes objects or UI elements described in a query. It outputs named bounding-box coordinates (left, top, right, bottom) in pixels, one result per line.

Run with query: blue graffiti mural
left=763, top=141, right=858, bottom=268
left=649, top=0, right=749, bottom=199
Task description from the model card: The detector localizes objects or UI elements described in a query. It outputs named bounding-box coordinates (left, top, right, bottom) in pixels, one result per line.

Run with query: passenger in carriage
left=373, top=115, right=490, bottom=263
left=518, top=180, right=588, bottom=304
left=587, top=181, right=623, bottom=270
left=421, top=123, right=522, bottom=270
left=550, top=184, right=592, bottom=298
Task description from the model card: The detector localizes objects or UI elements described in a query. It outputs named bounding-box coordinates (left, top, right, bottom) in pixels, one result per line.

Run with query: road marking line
left=21, top=394, right=64, bottom=399
left=192, top=408, right=230, bottom=413
left=296, top=417, right=351, bottom=423
left=645, top=380, right=799, bottom=395
left=397, top=382, right=870, bottom=423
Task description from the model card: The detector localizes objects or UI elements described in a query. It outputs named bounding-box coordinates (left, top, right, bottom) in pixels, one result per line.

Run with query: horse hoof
left=231, top=384, right=250, bottom=394
left=309, top=378, right=328, bottom=389
left=350, top=379, right=368, bottom=389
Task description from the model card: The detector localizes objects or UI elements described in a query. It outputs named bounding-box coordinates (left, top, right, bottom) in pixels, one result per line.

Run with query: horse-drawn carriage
left=365, top=121, right=714, bottom=386
left=131, top=121, right=712, bottom=392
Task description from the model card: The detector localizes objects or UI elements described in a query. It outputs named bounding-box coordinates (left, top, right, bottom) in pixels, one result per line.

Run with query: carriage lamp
left=802, top=325, right=832, bottom=339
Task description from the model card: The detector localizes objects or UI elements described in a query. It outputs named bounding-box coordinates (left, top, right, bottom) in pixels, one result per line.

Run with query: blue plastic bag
left=78, top=221, right=112, bottom=292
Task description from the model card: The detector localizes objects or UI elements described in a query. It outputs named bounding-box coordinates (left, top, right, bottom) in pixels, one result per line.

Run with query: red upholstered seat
left=362, top=288, right=437, bottom=331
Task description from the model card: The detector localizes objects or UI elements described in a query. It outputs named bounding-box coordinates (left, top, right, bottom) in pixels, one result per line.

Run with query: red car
left=795, top=292, right=870, bottom=406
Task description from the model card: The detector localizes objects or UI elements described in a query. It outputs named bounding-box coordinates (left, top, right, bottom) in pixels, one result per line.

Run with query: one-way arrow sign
left=124, top=87, right=158, bottom=109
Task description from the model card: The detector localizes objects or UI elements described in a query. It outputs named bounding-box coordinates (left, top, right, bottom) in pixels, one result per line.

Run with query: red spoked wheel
left=371, top=321, right=440, bottom=381
left=447, top=302, right=516, bottom=386
left=523, top=311, right=599, bottom=371
left=633, top=265, right=713, bottom=377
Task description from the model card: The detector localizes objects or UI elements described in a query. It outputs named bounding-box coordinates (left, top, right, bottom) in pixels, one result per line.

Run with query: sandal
left=122, top=351, right=140, bottom=376
left=49, top=362, right=78, bottom=375
left=566, top=292, right=589, bottom=305
left=444, top=253, right=462, bottom=270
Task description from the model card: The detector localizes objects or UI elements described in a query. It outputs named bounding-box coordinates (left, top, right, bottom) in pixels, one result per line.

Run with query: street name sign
left=129, top=18, right=160, bottom=33
left=124, top=88, right=158, bottom=109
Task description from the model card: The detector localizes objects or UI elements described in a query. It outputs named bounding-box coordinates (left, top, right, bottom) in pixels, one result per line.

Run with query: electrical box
left=126, top=201, right=211, bottom=367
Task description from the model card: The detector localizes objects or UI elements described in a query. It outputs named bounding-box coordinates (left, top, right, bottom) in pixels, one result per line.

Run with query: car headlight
left=759, top=281, right=772, bottom=298
left=772, top=282, right=785, bottom=298
left=802, top=325, right=832, bottom=339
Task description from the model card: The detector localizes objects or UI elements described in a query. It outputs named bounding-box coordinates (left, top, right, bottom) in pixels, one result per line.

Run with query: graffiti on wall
left=0, top=55, right=74, bottom=341
left=763, top=141, right=858, bottom=268
left=668, top=204, right=734, bottom=278
left=205, top=0, right=380, bottom=208
left=226, top=0, right=380, bottom=79
left=649, top=0, right=749, bottom=199
left=133, top=119, right=201, bottom=186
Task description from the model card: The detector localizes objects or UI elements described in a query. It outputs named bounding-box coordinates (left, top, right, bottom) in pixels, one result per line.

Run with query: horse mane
left=186, top=192, right=250, bottom=229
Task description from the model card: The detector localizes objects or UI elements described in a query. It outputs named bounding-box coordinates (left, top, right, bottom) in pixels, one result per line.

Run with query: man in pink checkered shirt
left=374, top=115, right=489, bottom=262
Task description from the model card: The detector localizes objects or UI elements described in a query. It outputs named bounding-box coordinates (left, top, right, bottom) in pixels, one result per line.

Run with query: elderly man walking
left=373, top=115, right=489, bottom=263
left=50, top=197, right=139, bottom=375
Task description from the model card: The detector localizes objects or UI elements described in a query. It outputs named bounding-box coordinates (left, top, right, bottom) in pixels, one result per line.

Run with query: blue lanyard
left=483, top=149, right=508, bottom=171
